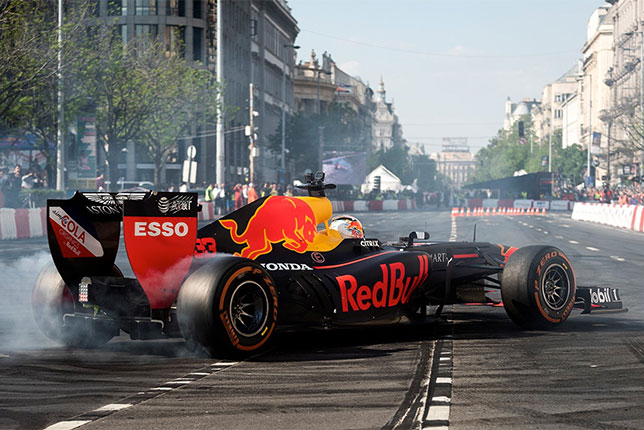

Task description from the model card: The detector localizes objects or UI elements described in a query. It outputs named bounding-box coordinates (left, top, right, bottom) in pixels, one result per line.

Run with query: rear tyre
left=177, top=256, right=278, bottom=357
left=501, top=246, right=576, bottom=329
left=32, top=262, right=119, bottom=347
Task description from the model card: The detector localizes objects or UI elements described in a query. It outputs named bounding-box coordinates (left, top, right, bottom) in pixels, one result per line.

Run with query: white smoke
left=0, top=252, right=55, bottom=352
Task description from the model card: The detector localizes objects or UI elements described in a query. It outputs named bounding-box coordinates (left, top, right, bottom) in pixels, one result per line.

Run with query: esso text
left=134, top=221, right=189, bottom=237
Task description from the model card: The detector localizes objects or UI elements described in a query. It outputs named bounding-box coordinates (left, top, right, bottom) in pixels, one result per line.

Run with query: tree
left=135, top=41, right=221, bottom=185
left=68, top=21, right=164, bottom=190
left=1, top=0, right=95, bottom=186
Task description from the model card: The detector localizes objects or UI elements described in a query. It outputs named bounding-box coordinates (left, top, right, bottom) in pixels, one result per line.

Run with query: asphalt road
left=1, top=209, right=644, bottom=429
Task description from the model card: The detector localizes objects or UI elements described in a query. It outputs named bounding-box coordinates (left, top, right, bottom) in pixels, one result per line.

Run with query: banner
left=591, top=132, right=601, bottom=155
left=323, top=152, right=366, bottom=185
left=75, top=114, right=97, bottom=179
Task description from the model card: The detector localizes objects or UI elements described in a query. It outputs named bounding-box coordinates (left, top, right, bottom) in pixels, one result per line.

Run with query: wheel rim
left=228, top=280, right=269, bottom=337
left=540, top=263, right=571, bottom=311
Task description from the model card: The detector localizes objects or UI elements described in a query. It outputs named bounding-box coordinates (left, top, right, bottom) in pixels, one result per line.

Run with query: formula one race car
left=33, top=173, right=624, bottom=356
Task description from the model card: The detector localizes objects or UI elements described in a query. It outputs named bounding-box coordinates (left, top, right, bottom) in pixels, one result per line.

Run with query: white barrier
left=482, top=199, right=499, bottom=208
left=514, top=199, right=533, bottom=209
left=550, top=200, right=572, bottom=211
left=572, top=202, right=644, bottom=232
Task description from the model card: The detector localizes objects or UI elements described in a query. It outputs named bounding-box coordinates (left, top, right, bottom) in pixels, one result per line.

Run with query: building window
left=193, top=27, right=203, bottom=62
left=165, top=26, right=185, bottom=58
left=135, top=24, right=158, bottom=37
left=167, top=0, right=185, bottom=17
left=193, top=0, right=202, bottom=19
left=120, top=24, right=128, bottom=45
left=108, top=0, right=127, bottom=16
left=135, top=24, right=157, bottom=49
left=555, top=94, right=562, bottom=103
left=554, top=109, right=563, bottom=119
left=136, top=0, right=157, bottom=16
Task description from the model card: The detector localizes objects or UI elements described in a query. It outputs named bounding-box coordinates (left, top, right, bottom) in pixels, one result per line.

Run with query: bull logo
left=219, top=196, right=318, bottom=260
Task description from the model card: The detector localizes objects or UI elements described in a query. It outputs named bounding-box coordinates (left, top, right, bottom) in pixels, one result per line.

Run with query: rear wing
left=47, top=191, right=199, bottom=309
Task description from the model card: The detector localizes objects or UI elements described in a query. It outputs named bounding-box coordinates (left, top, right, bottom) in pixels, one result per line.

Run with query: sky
left=289, top=0, right=608, bottom=154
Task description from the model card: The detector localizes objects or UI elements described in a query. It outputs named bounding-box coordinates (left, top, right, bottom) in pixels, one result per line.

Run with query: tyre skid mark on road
left=422, top=332, right=454, bottom=429
left=382, top=340, right=435, bottom=430
left=42, top=361, right=239, bottom=430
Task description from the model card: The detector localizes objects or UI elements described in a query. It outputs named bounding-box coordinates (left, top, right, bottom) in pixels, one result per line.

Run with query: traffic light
left=373, top=175, right=381, bottom=192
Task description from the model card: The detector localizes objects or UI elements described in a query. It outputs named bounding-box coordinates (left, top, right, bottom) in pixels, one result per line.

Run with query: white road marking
left=44, top=421, right=92, bottom=430
left=543, top=231, right=548, bottom=235
left=426, top=405, right=451, bottom=421
left=436, top=377, right=452, bottom=384
left=439, top=357, right=451, bottom=362
left=561, top=224, right=570, bottom=228
left=432, top=396, right=451, bottom=403
left=568, top=240, right=579, bottom=244
left=188, top=372, right=211, bottom=376
left=151, top=387, right=173, bottom=391
left=211, top=361, right=239, bottom=366
left=555, top=235, right=563, bottom=239
left=94, top=404, right=132, bottom=412
left=611, top=256, right=625, bottom=262
left=164, top=380, right=192, bottom=385
left=450, top=216, right=457, bottom=241
left=586, top=246, right=600, bottom=252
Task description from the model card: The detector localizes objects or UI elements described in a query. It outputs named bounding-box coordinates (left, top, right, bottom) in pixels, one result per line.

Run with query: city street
left=1, top=209, right=644, bottom=429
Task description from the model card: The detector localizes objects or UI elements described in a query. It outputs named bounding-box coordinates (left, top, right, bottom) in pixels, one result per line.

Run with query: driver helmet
left=329, top=215, right=364, bottom=239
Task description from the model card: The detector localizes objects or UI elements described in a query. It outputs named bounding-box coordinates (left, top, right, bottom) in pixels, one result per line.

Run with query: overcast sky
left=290, top=0, right=607, bottom=154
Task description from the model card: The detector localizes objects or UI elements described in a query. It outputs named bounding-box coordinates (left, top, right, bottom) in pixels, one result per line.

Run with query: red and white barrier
left=572, top=202, right=644, bottom=233
left=0, top=207, right=47, bottom=240
left=468, top=199, right=574, bottom=211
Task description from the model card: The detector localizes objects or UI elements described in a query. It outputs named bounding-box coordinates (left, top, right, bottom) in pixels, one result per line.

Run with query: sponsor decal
left=83, top=193, right=121, bottom=215
left=311, top=252, right=325, bottom=264
left=590, top=287, right=620, bottom=304
left=360, top=239, right=380, bottom=247
left=133, top=221, right=189, bottom=237
left=336, top=255, right=429, bottom=312
left=157, top=195, right=193, bottom=214
left=194, top=237, right=217, bottom=257
left=260, top=262, right=313, bottom=271
left=49, top=207, right=104, bottom=258
left=219, top=196, right=317, bottom=259
left=123, top=215, right=196, bottom=309
left=429, top=252, right=448, bottom=264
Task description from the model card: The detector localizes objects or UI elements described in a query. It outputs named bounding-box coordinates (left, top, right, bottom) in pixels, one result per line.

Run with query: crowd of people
left=202, top=182, right=295, bottom=214
left=0, top=165, right=47, bottom=208
left=578, top=183, right=644, bottom=205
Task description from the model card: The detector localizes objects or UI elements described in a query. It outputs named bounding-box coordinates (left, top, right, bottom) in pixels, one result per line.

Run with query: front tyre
left=501, top=246, right=576, bottom=329
left=177, top=256, right=278, bottom=357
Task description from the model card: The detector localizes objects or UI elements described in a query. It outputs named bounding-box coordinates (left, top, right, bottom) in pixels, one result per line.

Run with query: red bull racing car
left=33, top=173, right=624, bottom=356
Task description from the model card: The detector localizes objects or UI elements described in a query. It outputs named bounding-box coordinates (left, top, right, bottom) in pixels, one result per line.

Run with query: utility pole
left=215, top=0, right=225, bottom=184
left=56, top=0, right=64, bottom=191
left=587, top=74, right=592, bottom=184
left=249, top=83, right=255, bottom=183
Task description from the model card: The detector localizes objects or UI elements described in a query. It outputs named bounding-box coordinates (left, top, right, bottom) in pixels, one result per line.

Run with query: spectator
left=2, top=165, right=23, bottom=208
left=247, top=183, right=258, bottom=203
left=204, top=183, right=214, bottom=202
left=216, top=183, right=225, bottom=215
left=234, top=184, right=243, bottom=210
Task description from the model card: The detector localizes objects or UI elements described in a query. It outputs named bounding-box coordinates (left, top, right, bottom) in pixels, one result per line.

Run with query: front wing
left=575, top=286, right=625, bottom=314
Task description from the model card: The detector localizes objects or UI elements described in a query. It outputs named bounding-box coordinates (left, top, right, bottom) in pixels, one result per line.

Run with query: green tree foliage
left=135, top=39, right=221, bottom=185
left=471, top=117, right=586, bottom=185
left=0, top=1, right=93, bottom=185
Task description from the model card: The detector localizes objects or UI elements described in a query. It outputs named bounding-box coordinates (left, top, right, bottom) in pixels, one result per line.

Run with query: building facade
left=250, top=0, right=299, bottom=183
left=372, top=78, right=399, bottom=151
left=430, top=138, right=475, bottom=190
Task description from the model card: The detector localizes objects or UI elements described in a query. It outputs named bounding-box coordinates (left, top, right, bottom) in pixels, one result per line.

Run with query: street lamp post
left=281, top=44, right=299, bottom=176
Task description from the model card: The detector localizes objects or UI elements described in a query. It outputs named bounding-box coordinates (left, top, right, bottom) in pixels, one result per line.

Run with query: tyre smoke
left=0, top=252, right=55, bottom=352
